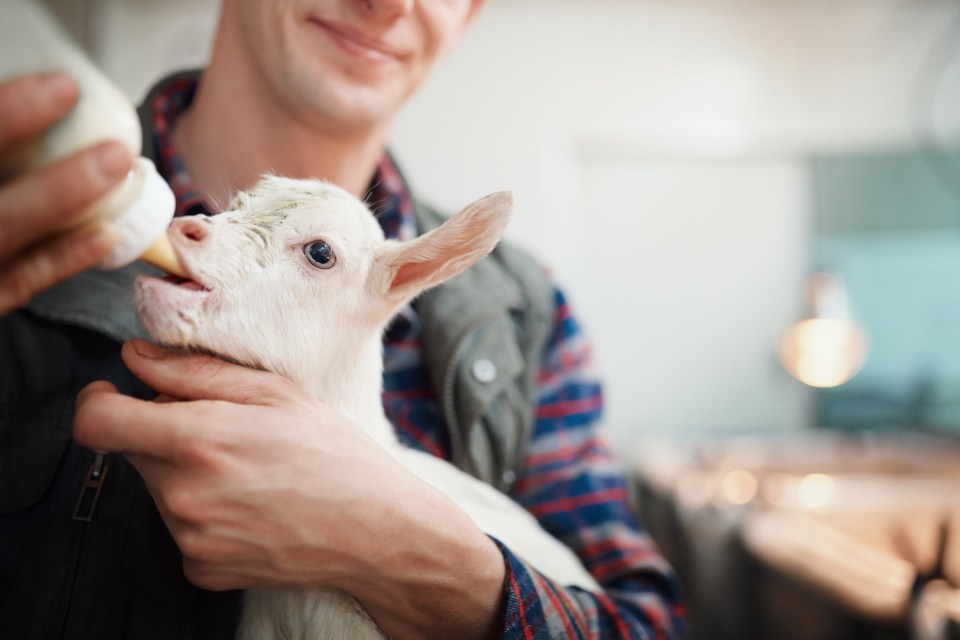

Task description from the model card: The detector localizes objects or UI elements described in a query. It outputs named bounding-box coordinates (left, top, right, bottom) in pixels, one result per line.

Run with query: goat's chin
left=141, top=328, right=271, bottom=373
left=182, top=344, right=270, bottom=372
left=137, top=310, right=198, bottom=348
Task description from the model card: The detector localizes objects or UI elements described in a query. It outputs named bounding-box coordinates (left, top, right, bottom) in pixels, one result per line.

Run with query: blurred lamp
left=778, top=272, right=869, bottom=388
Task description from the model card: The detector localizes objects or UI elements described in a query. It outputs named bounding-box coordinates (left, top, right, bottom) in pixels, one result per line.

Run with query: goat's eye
left=303, top=241, right=336, bottom=269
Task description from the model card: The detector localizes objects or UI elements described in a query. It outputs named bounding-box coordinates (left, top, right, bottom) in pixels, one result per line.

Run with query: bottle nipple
left=139, top=234, right=186, bottom=277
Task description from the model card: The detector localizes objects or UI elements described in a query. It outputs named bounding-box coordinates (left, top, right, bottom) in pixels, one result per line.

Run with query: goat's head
left=135, top=176, right=512, bottom=384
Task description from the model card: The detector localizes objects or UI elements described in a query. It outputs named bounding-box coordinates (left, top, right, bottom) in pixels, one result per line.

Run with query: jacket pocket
left=0, top=403, right=72, bottom=514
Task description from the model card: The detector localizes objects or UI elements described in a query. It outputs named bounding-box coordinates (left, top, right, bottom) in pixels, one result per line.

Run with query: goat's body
left=239, top=445, right=599, bottom=640
left=240, top=588, right=380, bottom=640
left=399, top=447, right=598, bottom=588
left=135, top=178, right=600, bottom=640
left=240, top=418, right=598, bottom=640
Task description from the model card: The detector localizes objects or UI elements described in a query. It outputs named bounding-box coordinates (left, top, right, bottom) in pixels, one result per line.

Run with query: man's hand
left=73, top=340, right=505, bottom=640
left=0, top=73, right=131, bottom=314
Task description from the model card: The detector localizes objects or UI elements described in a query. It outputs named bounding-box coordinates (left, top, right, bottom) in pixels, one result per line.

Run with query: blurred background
left=41, top=0, right=960, bottom=638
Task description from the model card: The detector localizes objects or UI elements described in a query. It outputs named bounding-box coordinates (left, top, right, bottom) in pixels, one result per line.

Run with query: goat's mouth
left=161, top=273, right=211, bottom=293
left=135, top=273, right=213, bottom=346
left=134, top=272, right=213, bottom=308
left=134, top=273, right=212, bottom=318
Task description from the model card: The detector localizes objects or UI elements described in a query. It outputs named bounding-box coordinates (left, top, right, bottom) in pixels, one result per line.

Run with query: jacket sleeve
left=495, top=283, right=686, bottom=639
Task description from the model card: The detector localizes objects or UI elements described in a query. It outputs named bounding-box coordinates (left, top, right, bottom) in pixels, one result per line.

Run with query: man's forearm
left=340, top=477, right=507, bottom=640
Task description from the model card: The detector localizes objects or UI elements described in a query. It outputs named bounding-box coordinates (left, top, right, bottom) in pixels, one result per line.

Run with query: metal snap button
left=471, top=358, right=497, bottom=383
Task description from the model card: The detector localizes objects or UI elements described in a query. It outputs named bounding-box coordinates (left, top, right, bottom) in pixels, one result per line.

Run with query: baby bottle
left=0, top=0, right=185, bottom=276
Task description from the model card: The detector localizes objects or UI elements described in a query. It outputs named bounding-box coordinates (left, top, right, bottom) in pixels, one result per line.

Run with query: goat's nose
left=171, top=218, right=209, bottom=244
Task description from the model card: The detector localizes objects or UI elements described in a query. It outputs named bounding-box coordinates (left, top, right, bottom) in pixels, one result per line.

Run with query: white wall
left=391, top=0, right=960, bottom=448
left=44, top=0, right=960, bottom=448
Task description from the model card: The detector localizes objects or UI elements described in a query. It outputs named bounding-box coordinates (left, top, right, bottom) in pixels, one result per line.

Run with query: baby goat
left=135, top=176, right=600, bottom=640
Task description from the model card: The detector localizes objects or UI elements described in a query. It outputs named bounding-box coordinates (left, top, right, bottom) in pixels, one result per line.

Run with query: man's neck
left=171, top=63, right=389, bottom=209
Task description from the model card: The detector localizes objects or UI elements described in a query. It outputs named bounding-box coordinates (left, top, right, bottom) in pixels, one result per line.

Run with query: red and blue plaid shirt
left=148, top=73, right=685, bottom=639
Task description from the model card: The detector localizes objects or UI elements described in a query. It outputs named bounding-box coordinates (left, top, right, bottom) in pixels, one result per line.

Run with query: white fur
left=135, top=176, right=601, bottom=640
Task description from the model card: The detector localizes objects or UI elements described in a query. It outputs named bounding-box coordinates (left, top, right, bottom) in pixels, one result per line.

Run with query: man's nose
left=360, top=0, right=415, bottom=18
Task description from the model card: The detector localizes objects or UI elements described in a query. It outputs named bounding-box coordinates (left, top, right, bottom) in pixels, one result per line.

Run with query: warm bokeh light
left=797, top=473, right=835, bottom=509
left=779, top=318, right=869, bottom=388
left=779, top=271, right=869, bottom=388
left=721, top=469, right=759, bottom=505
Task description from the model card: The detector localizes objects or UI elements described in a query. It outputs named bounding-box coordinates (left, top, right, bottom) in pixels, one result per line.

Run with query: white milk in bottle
left=0, top=0, right=185, bottom=275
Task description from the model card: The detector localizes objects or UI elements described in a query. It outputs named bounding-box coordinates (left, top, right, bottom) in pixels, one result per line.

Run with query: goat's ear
left=372, top=191, right=512, bottom=309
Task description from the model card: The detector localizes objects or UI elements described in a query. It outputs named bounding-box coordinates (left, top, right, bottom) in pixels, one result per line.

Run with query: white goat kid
left=135, top=176, right=600, bottom=640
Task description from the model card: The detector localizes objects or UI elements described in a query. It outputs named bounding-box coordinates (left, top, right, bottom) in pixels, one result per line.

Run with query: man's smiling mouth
left=306, top=18, right=403, bottom=63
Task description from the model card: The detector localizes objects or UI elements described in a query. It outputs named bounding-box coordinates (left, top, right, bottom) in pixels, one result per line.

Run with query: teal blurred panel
left=811, top=146, right=960, bottom=432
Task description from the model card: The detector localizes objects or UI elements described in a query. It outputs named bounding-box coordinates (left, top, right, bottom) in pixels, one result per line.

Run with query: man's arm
left=497, top=284, right=686, bottom=638
left=73, top=339, right=506, bottom=640
left=0, top=73, right=128, bottom=314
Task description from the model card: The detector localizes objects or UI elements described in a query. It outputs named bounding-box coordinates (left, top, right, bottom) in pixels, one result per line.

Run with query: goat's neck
left=290, top=336, right=399, bottom=449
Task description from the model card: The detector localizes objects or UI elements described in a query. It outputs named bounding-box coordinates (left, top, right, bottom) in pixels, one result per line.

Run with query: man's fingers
left=0, top=74, right=78, bottom=153
left=0, top=222, right=116, bottom=314
left=0, top=140, right=132, bottom=257
left=122, top=340, right=295, bottom=405
left=74, top=344, right=300, bottom=459
left=73, top=380, right=187, bottom=457
left=0, top=75, right=132, bottom=311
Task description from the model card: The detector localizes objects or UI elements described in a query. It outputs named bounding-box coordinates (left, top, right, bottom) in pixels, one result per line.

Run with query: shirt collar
left=147, top=72, right=416, bottom=241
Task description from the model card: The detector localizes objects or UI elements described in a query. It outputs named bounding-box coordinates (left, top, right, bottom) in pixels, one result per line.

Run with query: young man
left=0, top=1, right=684, bottom=637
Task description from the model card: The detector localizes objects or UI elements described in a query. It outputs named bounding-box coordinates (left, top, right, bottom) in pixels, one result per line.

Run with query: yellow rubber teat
left=140, top=234, right=186, bottom=277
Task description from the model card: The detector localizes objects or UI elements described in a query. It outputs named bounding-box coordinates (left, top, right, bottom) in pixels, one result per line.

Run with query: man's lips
left=307, top=18, right=403, bottom=62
